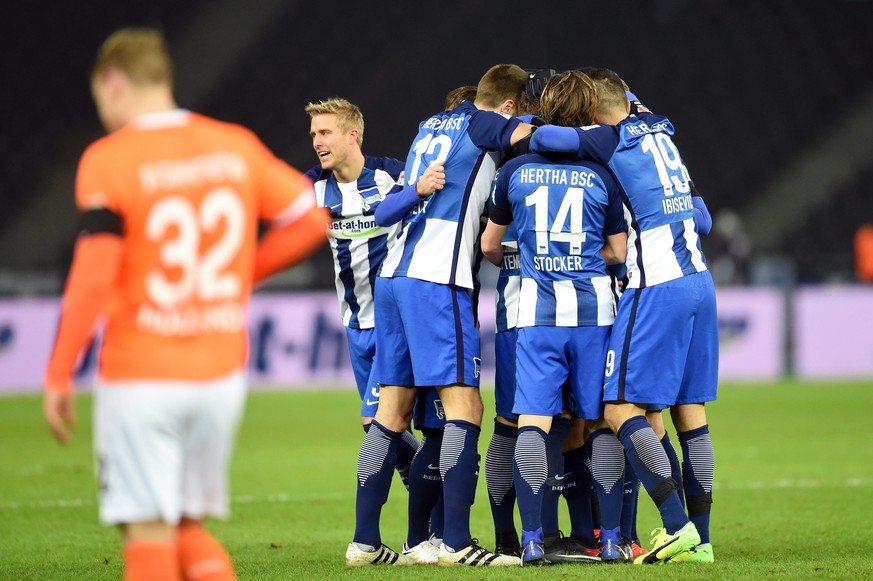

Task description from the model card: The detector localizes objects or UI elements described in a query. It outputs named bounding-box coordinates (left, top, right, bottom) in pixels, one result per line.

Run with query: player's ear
left=348, top=128, right=359, bottom=145
left=500, top=99, right=516, bottom=116
left=101, top=67, right=130, bottom=98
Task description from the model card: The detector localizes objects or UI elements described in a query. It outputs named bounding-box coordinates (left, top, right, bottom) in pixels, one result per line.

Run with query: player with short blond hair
left=43, top=27, right=329, bottom=581
left=304, top=97, right=446, bottom=565
left=305, top=97, right=365, bottom=147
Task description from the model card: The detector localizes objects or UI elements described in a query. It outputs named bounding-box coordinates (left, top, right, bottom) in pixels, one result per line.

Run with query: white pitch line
left=0, top=491, right=348, bottom=510
left=1, top=479, right=870, bottom=510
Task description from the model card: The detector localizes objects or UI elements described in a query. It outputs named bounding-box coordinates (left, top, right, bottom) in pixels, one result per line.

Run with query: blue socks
left=406, top=429, right=443, bottom=547
left=617, top=416, right=688, bottom=534
left=363, top=423, right=418, bottom=490
left=679, top=424, right=714, bottom=544
left=620, top=458, right=641, bottom=541
left=353, top=420, right=400, bottom=547
left=542, top=417, right=570, bottom=534
left=397, top=429, right=420, bottom=489
left=486, top=419, right=518, bottom=535
left=440, top=420, right=482, bottom=550
left=561, top=442, right=595, bottom=545
left=589, top=428, right=625, bottom=533
left=661, top=431, right=685, bottom=508
left=512, top=426, right=548, bottom=535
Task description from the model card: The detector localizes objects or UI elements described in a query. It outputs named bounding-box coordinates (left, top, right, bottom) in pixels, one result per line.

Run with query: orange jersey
left=76, top=110, right=313, bottom=381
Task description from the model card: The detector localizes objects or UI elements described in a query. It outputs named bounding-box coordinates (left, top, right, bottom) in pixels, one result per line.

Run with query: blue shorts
left=514, top=325, right=611, bottom=420
left=374, top=277, right=481, bottom=388
left=346, top=327, right=380, bottom=418
left=413, top=386, right=447, bottom=431
left=494, top=328, right=518, bottom=421
left=603, top=271, right=718, bottom=407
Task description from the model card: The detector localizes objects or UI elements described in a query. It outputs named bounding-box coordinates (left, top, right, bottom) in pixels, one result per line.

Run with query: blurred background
left=1, top=0, right=872, bottom=387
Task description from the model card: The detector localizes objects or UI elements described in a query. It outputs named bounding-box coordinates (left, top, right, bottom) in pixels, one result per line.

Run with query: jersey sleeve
left=488, top=163, right=514, bottom=225
left=247, top=132, right=316, bottom=222
left=602, top=173, right=628, bottom=236
left=303, top=164, right=323, bottom=183
left=575, top=125, right=621, bottom=166
left=75, top=143, right=124, bottom=214
left=468, top=110, right=522, bottom=153
left=377, top=156, right=406, bottom=182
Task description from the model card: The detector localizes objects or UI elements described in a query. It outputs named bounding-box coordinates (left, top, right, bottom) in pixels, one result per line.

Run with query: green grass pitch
left=1, top=380, right=872, bottom=580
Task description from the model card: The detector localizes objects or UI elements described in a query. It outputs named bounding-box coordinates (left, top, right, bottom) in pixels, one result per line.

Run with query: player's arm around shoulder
left=600, top=173, right=629, bottom=266
left=373, top=162, right=444, bottom=227
left=482, top=219, right=509, bottom=266
left=481, top=163, right=514, bottom=266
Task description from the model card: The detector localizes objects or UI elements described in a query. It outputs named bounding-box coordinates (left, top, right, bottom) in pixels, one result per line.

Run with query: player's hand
left=416, top=161, right=445, bottom=198
left=44, top=390, right=77, bottom=446
left=626, top=90, right=650, bottom=114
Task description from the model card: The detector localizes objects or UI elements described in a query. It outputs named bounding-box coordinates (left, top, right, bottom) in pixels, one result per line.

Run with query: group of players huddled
left=45, top=26, right=717, bottom=579
left=312, top=64, right=717, bottom=567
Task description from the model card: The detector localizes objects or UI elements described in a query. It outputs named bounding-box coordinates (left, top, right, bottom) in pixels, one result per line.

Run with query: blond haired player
left=43, top=28, right=329, bottom=581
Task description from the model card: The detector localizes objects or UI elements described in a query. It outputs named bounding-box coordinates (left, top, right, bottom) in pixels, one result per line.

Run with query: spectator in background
left=43, top=27, right=328, bottom=581
left=708, top=208, right=751, bottom=286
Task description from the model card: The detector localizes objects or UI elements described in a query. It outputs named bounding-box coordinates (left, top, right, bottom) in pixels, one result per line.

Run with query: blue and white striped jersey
left=491, top=154, right=626, bottom=327
left=495, top=223, right=520, bottom=332
left=307, top=156, right=404, bottom=329
left=379, top=101, right=520, bottom=290
left=568, top=112, right=707, bottom=288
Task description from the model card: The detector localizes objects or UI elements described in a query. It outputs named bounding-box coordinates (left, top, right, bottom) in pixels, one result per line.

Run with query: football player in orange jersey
left=43, top=28, right=329, bottom=581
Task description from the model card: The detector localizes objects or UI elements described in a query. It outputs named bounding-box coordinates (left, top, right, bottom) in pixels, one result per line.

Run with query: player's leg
left=176, top=373, right=247, bottom=581
left=348, top=277, right=415, bottom=565
left=176, top=518, right=234, bottom=581
left=560, top=418, right=598, bottom=553
left=511, top=326, right=569, bottom=565
left=122, top=521, right=180, bottom=581
left=95, top=380, right=220, bottom=581
left=602, top=284, right=699, bottom=564
left=541, top=414, right=570, bottom=541
left=668, top=271, right=718, bottom=563
left=486, top=328, right=521, bottom=556
left=396, top=279, right=517, bottom=566
left=487, top=416, right=521, bottom=555
left=569, top=325, right=628, bottom=563
left=668, top=404, right=714, bottom=563
left=349, top=327, right=419, bottom=489
left=435, top=383, right=486, bottom=551
left=365, top=331, right=419, bottom=488
left=403, top=390, right=445, bottom=564
left=588, top=418, right=629, bottom=563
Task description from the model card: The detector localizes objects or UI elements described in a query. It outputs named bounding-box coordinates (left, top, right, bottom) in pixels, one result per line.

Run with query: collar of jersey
left=131, top=109, right=191, bottom=130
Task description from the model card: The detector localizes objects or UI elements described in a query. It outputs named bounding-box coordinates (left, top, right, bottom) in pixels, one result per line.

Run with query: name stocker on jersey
left=573, top=112, right=707, bottom=288
left=492, top=154, right=626, bottom=327
left=307, top=156, right=404, bottom=329
left=380, top=101, right=519, bottom=290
